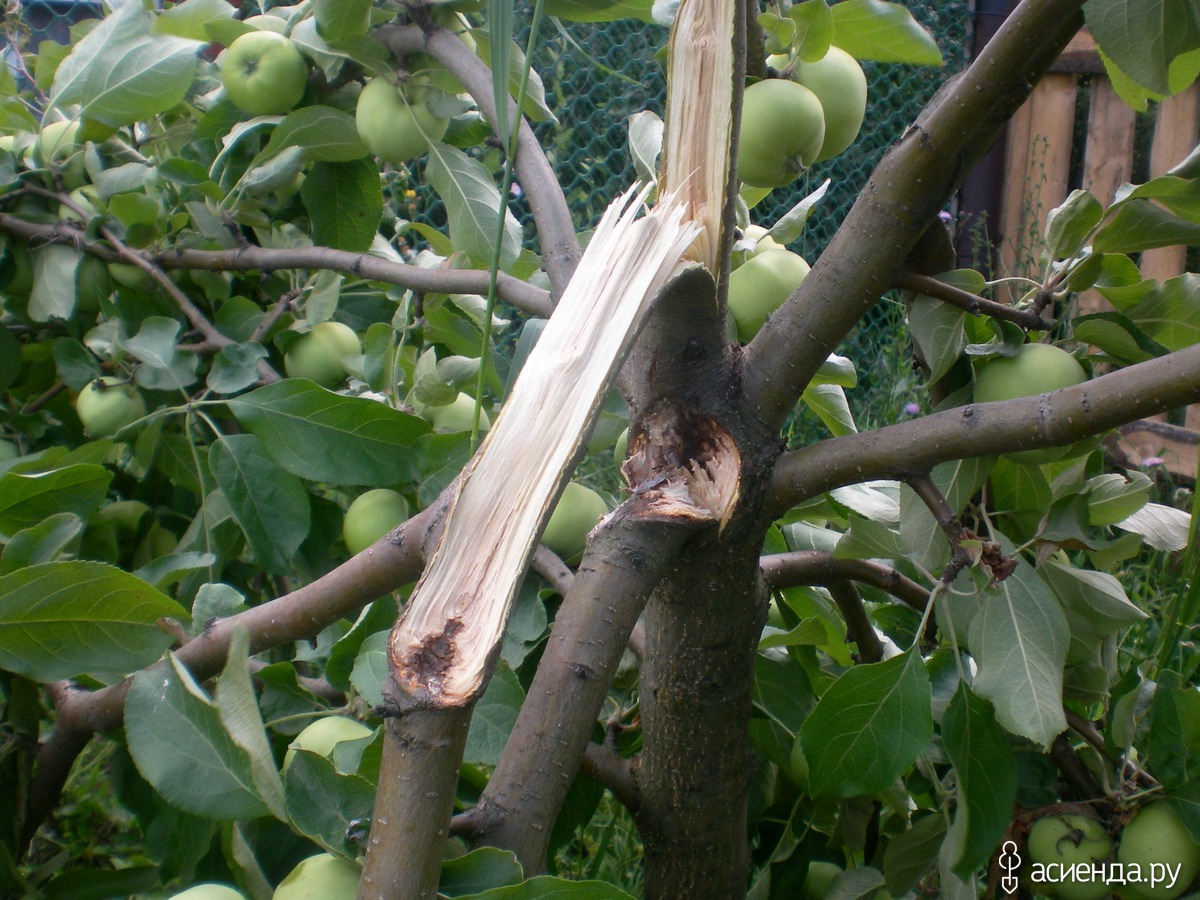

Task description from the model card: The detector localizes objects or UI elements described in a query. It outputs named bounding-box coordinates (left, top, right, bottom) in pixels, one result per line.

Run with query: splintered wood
left=658, top=0, right=736, bottom=272
left=389, top=187, right=701, bottom=706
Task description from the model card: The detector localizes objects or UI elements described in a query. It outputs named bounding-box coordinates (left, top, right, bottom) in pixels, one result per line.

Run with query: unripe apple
left=283, top=716, right=373, bottom=772
left=737, top=79, right=825, bottom=188
left=1116, top=803, right=1200, bottom=899
left=355, top=78, right=449, bottom=164
left=34, top=120, right=86, bottom=188
left=283, top=321, right=361, bottom=388
left=1026, top=813, right=1113, bottom=900
left=727, top=248, right=810, bottom=342
left=343, top=488, right=411, bottom=555
left=171, top=885, right=247, bottom=899
left=542, top=482, right=607, bottom=563
left=427, top=393, right=490, bottom=433
left=741, top=224, right=786, bottom=258
left=792, top=46, right=868, bottom=162
left=973, top=343, right=1087, bottom=465
left=221, top=31, right=309, bottom=116
left=802, top=861, right=843, bottom=899
left=75, top=377, right=147, bottom=438
left=272, top=853, right=360, bottom=899
left=613, top=427, right=629, bottom=467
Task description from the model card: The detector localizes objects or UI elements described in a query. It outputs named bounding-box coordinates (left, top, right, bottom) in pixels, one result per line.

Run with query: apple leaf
left=628, top=110, right=664, bottom=183
left=0, top=465, right=111, bottom=540
left=541, top=0, right=656, bottom=26
left=226, top=380, right=430, bottom=486
left=968, top=561, right=1069, bottom=748
left=883, top=814, right=947, bottom=895
left=464, top=662, right=526, bottom=767
left=125, top=653, right=273, bottom=821
left=425, top=141, right=523, bottom=270
left=0, top=561, right=185, bottom=682
left=301, top=157, right=383, bottom=253
left=829, top=0, right=942, bottom=66
left=1041, top=559, right=1147, bottom=641
left=1044, top=189, right=1104, bottom=260
left=29, top=244, right=80, bottom=323
left=943, top=685, right=1017, bottom=879
left=800, top=648, right=933, bottom=798
left=209, top=434, right=311, bottom=574
left=153, top=0, right=237, bottom=40
left=801, top=383, right=857, bottom=436
left=284, top=751, right=375, bottom=856
left=439, top=848, right=526, bottom=896
left=0, top=513, right=84, bottom=575
left=1147, top=671, right=1200, bottom=793
left=50, top=0, right=200, bottom=127
left=1094, top=201, right=1200, bottom=254
left=1115, top=501, right=1192, bottom=551
left=1124, top=274, right=1200, bottom=353
left=313, top=0, right=371, bottom=41
left=254, top=106, right=369, bottom=168
left=1084, top=0, right=1200, bottom=95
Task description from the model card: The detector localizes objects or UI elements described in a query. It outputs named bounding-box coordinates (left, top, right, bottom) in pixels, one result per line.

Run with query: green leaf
left=218, top=628, right=287, bottom=821
left=425, top=141, right=523, bottom=269
left=125, top=653, right=272, bottom=820
left=627, top=110, right=664, bottom=183
left=284, top=751, right=376, bottom=856
left=1084, top=471, right=1152, bottom=526
left=835, top=514, right=902, bottom=560
left=0, top=513, right=84, bottom=575
left=153, top=0, right=237, bottom=40
left=0, top=464, right=111, bottom=539
left=1125, top=274, right=1200, bottom=352
left=0, top=561, right=185, bottom=681
left=1094, top=200, right=1200, bottom=254
left=301, top=157, right=383, bottom=253
left=1114, top=501, right=1191, bottom=550
left=210, top=434, right=311, bottom=573
left=943, top=685, right=1017, bottom=879
left=439, top=848, right=525, bottom=897
left=829, top=0, right=942, bottom=65
left=967, top=561, right=1068, bottom=748
left=542, top=0, right=654, bottom=22
left=208, top=343, right=269, bottom=395
left=883, top=813, right=947, bottom=895
left=790, top=1, right=836, bottom=62
left=1084, top=0, right=1200, bottom=95
left=909, top=290, right=967, bottom=386
left=900, top=457, right=993, bottom=574
left=1044, top=189, right=1103, bottom=260
left=254, top=106, right=369, bottom=167
left=226, top=380, right=430, bottom=486
left=1041, top=559, right=1147, bottom=641
left=1071, top=312, right=1164, bottom=365
left=1148, top=672, right=1200, bottom=791
left=799, top=648, right=933, bottom=797
left=349, top=631, right=389, bottom=707
left=29, top=244, right=80, bottom=322
left=801, top=384, right=857, bottom=436
left=464, top=662, right=526, bottom=766
left=51, top=0, right=200, bottom=127
left=313, top=0, right=372, bottom=40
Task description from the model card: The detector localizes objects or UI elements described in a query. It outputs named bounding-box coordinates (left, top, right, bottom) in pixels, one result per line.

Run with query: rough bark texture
left=467, top=509, right=696, bottom=870
left=358, top=703, right=472, bottom=899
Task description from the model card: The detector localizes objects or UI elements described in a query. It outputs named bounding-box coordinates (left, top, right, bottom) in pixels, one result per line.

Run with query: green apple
left=343, top=488, right=411, bottom=555
left=283, top=321, right=361, bottom=388
left=613, top=427, right=629, bottom=467
left=802, top=861, right=843, bottom=899
left=788, top=735, right=810, bottom=793
left=96, top=500, right=151, bottom=535
left=737, top=79, right=825, bottom=188
left=742, top=224, right=786, bottom=258
left=355, top=77, right=450, bottom=164
left=221, top=31, right=309, bottom=116
left=132, top=521, right=178, bottom=569
left=171, top=885, right=247, bottom=899
left=792, top=46, right=868, bottom=162
left=542, top=482, right=607, bottom=562
left=75, top=377, right=147, bottom=438
left=727, top=248, right=810, bottom=342
left=273, top=853, right=361, bottom=899
left=34, top=120, right=86, bottom=188
left=59, top=187, right=100, bottom=222
left=283, top=715, right=373, bottom=773
left=427, top=393, right=490, bottom=433
left=1116, top=803, right=1200, bottom=899
left=973, top=343, right=1087, bottom=465
left=1026, top=813, right=1113, bottom=900
left=108, top=262, right=151, bottom=291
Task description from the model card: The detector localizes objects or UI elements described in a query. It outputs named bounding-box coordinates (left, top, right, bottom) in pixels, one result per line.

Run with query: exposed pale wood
left=1142, top=84, right=1200, bottom=281
left=388, top=187, right=701, bottom=707
left=999, top=73, right=1078, bottom=284
left=659, top=0, right=736, bottom=271
left=1075, top=77, right=1137, bottom=316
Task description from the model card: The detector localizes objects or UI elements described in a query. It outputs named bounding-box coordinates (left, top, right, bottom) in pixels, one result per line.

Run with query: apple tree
left=2, top=0, right=1200, bottom=897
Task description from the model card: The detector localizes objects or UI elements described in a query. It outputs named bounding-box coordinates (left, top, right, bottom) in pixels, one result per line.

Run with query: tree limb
left=0, top=214, right=554, bottom=318
left=898, top=271, right=1051, bottom=331
left=769, top=343, right=1200, bottom=510
left=741, top=0, right=1087, bottom=427
left=375, top=23, right=580, bottom=299
left=759, top=550, right=929, bottom=613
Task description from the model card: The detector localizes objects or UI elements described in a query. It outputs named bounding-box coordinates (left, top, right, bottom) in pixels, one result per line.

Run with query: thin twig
left=827, top=580, right=884, bottom=663
left=898, top=271, right=1052, bottom=331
